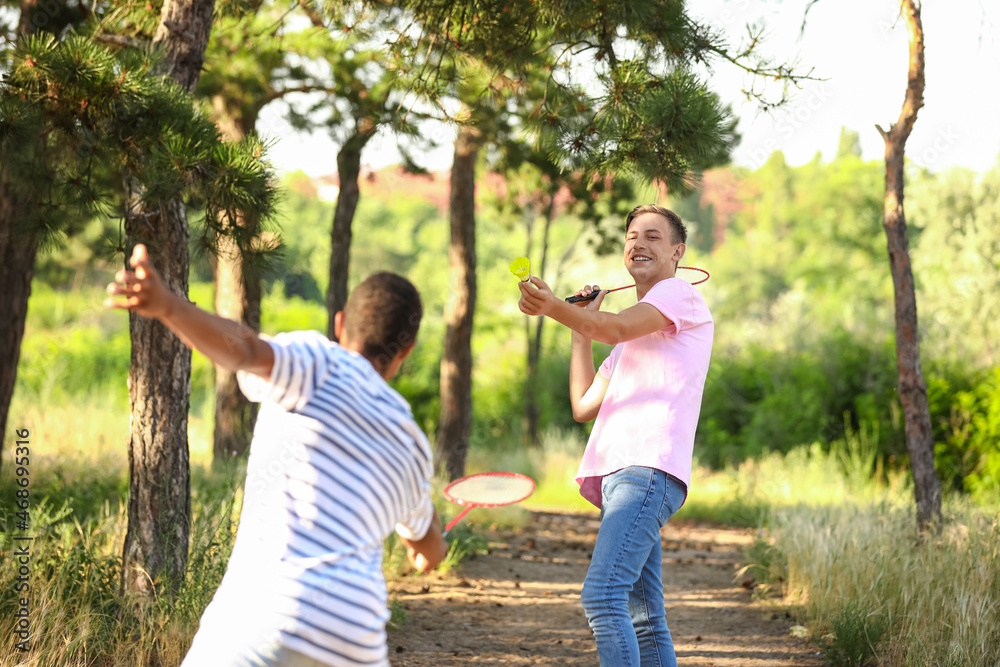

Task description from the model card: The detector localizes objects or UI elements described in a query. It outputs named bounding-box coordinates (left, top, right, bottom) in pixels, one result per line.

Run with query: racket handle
left=444, top=506, right=473, bottom=533
left=565, top=291, right=600, bottom=304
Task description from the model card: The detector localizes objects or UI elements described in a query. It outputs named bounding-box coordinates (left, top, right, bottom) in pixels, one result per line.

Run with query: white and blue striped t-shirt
left=189, top=331, right=435, bottom=667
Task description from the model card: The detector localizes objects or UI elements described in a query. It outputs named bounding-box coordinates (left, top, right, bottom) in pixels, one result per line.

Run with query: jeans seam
left=645, top=470, right=665, bottom=667
left=636, top=572, right=664, bottom=667
left=603, top=467, right=655, bottom=661
left=659, top=477, right=671, bottom=525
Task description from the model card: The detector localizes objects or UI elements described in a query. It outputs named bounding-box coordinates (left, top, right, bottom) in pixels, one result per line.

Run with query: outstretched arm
left=517, top=275, right=669, bottom=345
left=105, top=244, right=274, bottom=378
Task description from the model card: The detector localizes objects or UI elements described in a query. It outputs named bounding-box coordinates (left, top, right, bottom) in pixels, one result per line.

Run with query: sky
left=258, top=0, right=1000, bottom=178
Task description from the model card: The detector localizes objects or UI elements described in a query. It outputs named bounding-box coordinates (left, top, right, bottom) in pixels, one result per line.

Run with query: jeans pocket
left=657, top=475, right=686, bottom=525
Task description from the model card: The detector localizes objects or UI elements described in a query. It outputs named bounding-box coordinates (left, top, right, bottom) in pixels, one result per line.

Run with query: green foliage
left=358, top=0, right=814, bottom=186
left=698, top=333, right=903, bottom=466
left=439, top=524, right=490, bottom=573
left=908, top=166, right=1000, bottom=365
left=1, top=30, right=279, bottom=262
left=929, top=368, right=1000, bottom=499
left=819, top=600, right=888, bottom=667
left=739, top=535, right=787, bottom=591
left=387, top=598, right=408, bottom=632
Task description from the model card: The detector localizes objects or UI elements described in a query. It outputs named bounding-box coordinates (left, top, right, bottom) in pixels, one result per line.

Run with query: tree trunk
left=153, top=0, right=216, bottom=93
left=0, top=0, right=42, bottom=473
left=437, top=124, right=482, bottom=480
left=121, top=0, right=216, bottom=596
left=212, top=231, right=260, bottom=462
left=210, top=101, right=260, bottom=463
left=877, top=0, right=941, bottom=533
left=122, top=199, right=193, bottom=594
left=523, top=195, right=556, bottom=447
left=0, top=164, right=39, bottom=464
left=327, top=126, right=376, bottom=340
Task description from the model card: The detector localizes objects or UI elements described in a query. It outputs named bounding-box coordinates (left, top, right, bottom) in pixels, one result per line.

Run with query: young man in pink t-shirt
left=517, top=204, right=714, bottom=666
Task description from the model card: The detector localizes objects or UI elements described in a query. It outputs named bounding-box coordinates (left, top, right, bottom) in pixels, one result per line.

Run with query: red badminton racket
left=442, top=472, right=535, bottom=536
left=565, top=266, right=710, bottom=303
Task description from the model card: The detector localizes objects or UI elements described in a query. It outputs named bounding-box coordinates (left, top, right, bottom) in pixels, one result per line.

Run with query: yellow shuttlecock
left=509, top=256, right=530, bottom=282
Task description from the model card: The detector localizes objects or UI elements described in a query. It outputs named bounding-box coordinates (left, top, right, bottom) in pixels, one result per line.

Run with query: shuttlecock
left=509, top=256, right=530, bottom=282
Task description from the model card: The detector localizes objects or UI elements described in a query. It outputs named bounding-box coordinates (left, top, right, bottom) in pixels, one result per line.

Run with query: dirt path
left=388, top=511, right=827, bottom=666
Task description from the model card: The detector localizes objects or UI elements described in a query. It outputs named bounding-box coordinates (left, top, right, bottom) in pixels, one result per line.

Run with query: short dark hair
left=342, top=272, right=422, bottom=367
left=625, top=204, right=687, bottom=245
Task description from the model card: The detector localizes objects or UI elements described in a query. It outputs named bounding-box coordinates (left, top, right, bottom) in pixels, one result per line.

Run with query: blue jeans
left=581, top=466, right=685, bottom=667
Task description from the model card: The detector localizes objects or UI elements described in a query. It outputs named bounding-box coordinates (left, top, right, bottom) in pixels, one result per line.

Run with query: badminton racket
left=565, top=266, right=710, bottom=303
left=442, top=471, right=535, bottom=536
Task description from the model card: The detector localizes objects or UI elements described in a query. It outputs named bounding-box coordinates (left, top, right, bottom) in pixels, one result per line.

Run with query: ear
left=381, top=340, right=418, bottom=380
left=333, top=311, right=346, bottom=342
left=397, top=340, right=417, bottom=363
left=673, top=243, right=687, bottom=263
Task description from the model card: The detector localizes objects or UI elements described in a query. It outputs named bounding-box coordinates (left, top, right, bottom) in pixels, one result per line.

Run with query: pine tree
left=307, top=17, right=425, bottom=339
left=115, top=0, right=216, bottom=597
left=354, top=0, right=815, bottom=185
left=196, top=4, right=335, bottom=462
left=0, top=7, right=278, bottom=593
left=0, top=0, right=91, bottom=474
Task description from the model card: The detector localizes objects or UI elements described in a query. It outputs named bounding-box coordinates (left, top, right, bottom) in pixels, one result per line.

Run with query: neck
left=634, top=268, right=676, bottom=300
left=342, top=342, right=392, bottom=380
left=367, top=358, right=391, bottom=379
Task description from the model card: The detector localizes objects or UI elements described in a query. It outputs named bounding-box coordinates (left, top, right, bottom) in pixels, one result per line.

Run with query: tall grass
left=0, top=483, right=240, bottom=666
left=769, top=502, right=1000, bottom=666
left=717, top=430, right=1000, bottom=667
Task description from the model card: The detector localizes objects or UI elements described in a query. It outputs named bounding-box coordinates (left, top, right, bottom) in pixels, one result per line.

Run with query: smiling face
left=624, top=212, right=686, bottom=293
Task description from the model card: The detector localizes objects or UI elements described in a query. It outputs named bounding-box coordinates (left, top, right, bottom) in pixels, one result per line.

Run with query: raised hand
left=517, top=275, right=559, bottom=316
left=568, top=284, right=607, bottom=310
left=104, top=244, right=177, bottom=320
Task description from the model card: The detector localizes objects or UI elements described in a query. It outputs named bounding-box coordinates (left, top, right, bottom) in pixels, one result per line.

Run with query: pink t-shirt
left=575, top=277, right=714, bottom=509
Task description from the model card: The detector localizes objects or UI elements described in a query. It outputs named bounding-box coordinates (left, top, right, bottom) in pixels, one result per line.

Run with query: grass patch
left=702, top=440, right=1000, bottom=666
left=0, top=486, right=236, bottom=666
left=677, top=437, right=911, bottom=527
left=818, top=600, right=888, bottom=667
left=761, top=501, right=1000, bottom=666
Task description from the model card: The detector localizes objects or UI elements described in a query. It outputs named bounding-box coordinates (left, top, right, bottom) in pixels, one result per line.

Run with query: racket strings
left=445, top=474, right=534, bottom=506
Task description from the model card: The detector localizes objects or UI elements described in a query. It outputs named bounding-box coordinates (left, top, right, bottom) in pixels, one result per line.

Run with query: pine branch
left=95, top=33, right=146, bottom=49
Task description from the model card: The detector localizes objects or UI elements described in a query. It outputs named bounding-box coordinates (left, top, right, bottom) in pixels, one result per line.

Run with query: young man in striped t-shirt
left=106, top=244, right=449, bottom=667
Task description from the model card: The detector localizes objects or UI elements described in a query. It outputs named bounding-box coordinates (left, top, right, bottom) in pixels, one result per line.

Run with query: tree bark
left=437, top=124, right=482, bottom=480
left=0, top=0, right=43, bottom=471
left=327, top=125, right=376, bottom=340
left=877, top=0, right=941, bottom=533
left=212, top=231, right=260, bottom=462
left=121, top=0, right=216, bottom=595
left=0, top=164, right=39, bottom=464
left=122, top=199, right=193, bottom=594
left=153, top=0, right=216, bottom=93
left=210, top=100, right=260, bottom=463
